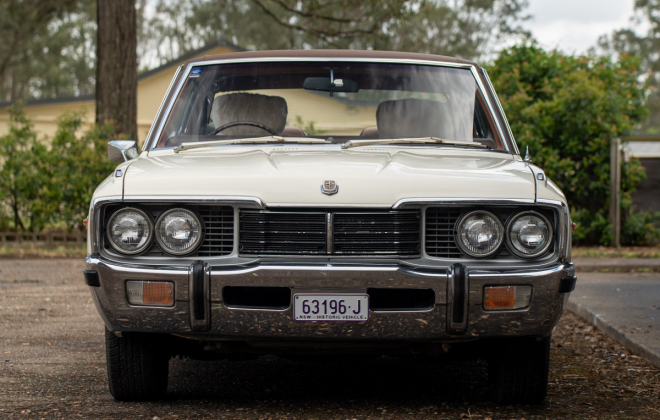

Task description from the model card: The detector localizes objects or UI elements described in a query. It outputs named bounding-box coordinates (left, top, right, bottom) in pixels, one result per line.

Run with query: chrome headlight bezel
left=106, top=207, right=154, bottom=255
left=154, top=208, right=205, bottom=256
left=454, top=210, right=505, bottom=258
left=505, top=211, right=554, bottom=259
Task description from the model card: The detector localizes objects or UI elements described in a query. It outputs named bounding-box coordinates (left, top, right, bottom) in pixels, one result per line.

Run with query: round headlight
left=155, top=208, right=204, bottom=255
left=507, top=211, right=553, bottom=258
left=455, top=210, right=504, bottom=258
left=106, top=208, right=153, bottom=254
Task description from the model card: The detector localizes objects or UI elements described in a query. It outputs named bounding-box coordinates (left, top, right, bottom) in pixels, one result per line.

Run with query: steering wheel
left=211, top=121, right=278, bottom=136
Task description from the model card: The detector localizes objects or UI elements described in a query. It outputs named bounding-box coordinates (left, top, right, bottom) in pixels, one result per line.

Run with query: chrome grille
left=333, top=212, right=421, bottom=255
left=239, top=211, right=327, bottom=255
left=197, top=206, right=235, bottom=256
left=424, top=207, right=462, bottom=258
left=239, top=210, right=421, bottom=256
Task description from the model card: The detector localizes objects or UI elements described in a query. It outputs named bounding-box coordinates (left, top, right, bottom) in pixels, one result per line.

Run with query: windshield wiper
left=341, top=137, right=487, bottom=150
left=174, top=136, right=331, bottom=153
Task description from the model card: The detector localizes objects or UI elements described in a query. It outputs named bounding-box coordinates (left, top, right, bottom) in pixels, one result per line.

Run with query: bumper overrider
left=85, top=256, right=576, bottom=341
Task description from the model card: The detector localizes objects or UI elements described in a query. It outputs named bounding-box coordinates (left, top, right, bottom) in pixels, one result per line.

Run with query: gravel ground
left=1, top=259, right=659, bottom=420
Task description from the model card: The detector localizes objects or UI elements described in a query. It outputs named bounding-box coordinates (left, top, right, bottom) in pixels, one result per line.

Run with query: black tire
left=488, top=335, right=551, bottom=405
left=105, top=328, right=170, bottom=401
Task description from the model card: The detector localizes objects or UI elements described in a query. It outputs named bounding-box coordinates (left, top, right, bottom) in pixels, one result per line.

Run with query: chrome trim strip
left=146, top=57, right=512, bottom=153
left=326, top=212, right=334, bottom=254
left=392, top=198, right=535, bottom=209
left=89, top=196, right=123, bottom=254
left=212, top=265, right=402, bottom=276
left=481, top=68, right=520, bottom=155
left=88, top=255, right=569, bottom=278
left=469, top=263, right=568, bottom=279
left=85, top=256, right=189, bottom=274
left=143, top=65, right=183, bottom=152
left=268, top=203, right=392, bottom=208
left=537, top=198, right=570, bottom=262
left=149, top=63, right=193, bottom=151
left=122, top=195, right=266, bottom=208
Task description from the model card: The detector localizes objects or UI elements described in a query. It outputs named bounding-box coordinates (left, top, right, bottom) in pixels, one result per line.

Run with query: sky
left=523, top=0, right=644, bottom=54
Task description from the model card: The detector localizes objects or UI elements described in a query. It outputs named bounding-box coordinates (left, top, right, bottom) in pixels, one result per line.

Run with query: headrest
left=376, top=98, right=463, bottom=140
left=360, top=127, right=379, bottom=137
left=212, top=92, right=287, bottom=136
left=282, top=126, right=306, bottom=136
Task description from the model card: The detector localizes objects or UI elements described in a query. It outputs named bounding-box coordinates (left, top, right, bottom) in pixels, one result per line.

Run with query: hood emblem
left=321, top=180, right=338, bottom=195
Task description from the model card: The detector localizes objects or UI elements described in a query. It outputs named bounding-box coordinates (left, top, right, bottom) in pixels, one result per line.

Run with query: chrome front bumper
left=85, top=257, right=575, bottom=341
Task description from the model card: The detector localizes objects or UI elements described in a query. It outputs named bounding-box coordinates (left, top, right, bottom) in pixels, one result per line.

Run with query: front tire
left=105, top=328, right=170, bottom=401
left=488, top=335, right=551, bottom=404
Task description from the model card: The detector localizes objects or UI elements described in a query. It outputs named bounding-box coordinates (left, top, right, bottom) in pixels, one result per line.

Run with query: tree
left=599, top=0, right=660, bottom=132
left=0, top=0, right=95, bottom=102
left=137, top=0, right=530, bottom=68
left=487, top=44, right=655, bottom=245
left=95, top=0, right=137, bottom=139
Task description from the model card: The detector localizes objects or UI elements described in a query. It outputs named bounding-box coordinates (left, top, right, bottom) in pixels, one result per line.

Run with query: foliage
left=599, top=0, right=660, bottom=131
left=48, top=111, right=117, bottom=231
left=0, top=0, right=96, bottom=102
left=622, top=211, right=660, bottom=245
left=293, top=116, right=325, bottom=136
left=138, top=0, right=530, bottom=67
left=486, top=44, right=657, bottom=245
left=0, top=106, right=116, bottom=232
left=0, top=105, right=51, bottom=231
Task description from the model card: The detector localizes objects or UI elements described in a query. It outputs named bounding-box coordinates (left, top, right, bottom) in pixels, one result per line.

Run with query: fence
left=0, top=231, right=86, bottom=245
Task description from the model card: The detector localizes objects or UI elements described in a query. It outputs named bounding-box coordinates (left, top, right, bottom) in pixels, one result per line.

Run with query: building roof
left=0, top=39, right=245, bottom=109
left=187, top=49, right=476, bottom=67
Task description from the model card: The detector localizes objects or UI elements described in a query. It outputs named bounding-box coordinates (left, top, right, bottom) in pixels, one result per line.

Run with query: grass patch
left=0, top=243, right=86, bottom=258
left=573, top=246, right=660, bottom=259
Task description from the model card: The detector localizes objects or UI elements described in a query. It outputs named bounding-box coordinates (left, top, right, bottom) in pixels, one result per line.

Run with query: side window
left=164, top=81, right=199, bottom=139
left=472, top=93, right=504, bottom=150
left=473, top=95, right=494, bottom=140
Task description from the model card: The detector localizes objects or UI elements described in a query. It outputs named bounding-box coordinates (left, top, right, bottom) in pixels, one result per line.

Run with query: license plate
left=294, top=294, right=369, bottom=321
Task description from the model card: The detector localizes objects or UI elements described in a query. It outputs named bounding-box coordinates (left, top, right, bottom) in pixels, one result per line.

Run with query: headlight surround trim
left=454, top=210, right=505, bottom=258
left=506, top=210, right=554, bottom=258
left=106, top=207, right=154, bottom=255
left=154, top=207, right=205, bottom=256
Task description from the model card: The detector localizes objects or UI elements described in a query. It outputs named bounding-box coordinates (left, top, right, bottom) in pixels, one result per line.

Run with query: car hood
left=123, top=149, right=536, bottom=207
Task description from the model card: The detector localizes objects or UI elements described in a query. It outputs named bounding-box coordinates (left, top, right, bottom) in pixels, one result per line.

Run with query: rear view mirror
left=303, top=77, right=359, bottom=93
left=108, top=140, right=139, bottom=162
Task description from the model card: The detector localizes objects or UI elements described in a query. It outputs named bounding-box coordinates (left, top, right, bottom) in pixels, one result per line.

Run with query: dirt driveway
left=1, top=259, right=659, bottom=419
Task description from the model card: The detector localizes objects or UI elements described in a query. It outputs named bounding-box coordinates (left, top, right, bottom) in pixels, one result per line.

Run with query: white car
left=85, top=50, right=575, bottom=404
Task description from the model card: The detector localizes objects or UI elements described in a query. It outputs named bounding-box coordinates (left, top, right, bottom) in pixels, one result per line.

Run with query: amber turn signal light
left=483, top=285, right=531, bottom=311
left=126, top=281, right=174, bottom=306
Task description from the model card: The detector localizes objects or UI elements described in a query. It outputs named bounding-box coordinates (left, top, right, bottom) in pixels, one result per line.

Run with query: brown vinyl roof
left=186, top=49, right=478, bottom=67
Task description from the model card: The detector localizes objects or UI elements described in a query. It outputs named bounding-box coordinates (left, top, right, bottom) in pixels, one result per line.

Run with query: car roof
left=184, top=49, right=478, bottom=67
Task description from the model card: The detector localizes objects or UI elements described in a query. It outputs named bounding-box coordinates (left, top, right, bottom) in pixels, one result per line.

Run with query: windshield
left=155, top=61, right=506, bottom=150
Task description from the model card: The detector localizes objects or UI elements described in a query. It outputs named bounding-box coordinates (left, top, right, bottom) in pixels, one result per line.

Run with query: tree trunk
left=95, top=0, right=137, bottom=140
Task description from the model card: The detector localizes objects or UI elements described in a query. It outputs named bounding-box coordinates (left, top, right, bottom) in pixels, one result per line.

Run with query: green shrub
left=0, top=105, right=50, bottom=231
left=487, top=44, right=659, bottom=245
left=0, top=106, right=116, bottom=232
left=622, top=211, right=660, bottom=246
left=48, top=111, right=117, bottom=231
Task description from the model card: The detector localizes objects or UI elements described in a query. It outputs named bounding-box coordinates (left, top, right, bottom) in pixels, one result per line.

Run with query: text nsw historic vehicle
left=85, top=50, right=575, bottom=404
